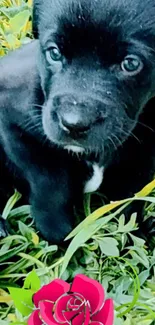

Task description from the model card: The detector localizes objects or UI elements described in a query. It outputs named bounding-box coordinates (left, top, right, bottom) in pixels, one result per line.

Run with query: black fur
left=0, top=0, right=155, bottom=242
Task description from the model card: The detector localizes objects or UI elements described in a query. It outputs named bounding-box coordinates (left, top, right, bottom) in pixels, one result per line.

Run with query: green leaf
left=10, top=323, right=27, bottom=325
left=66, top=179, right=155, bottom=240
left=0, top=5, right=29, bottom=19
left=65, top=200, right=129, bottom=240
left=135, top=179, right=155, bottom=197
left=83, top=193, right=91, bottom=216
left=123, top=317, right=131, bottom=325
left=0, top=243, right=28, bottom=263
left=114, top=317, right=124, bottom=325
left=98, top=237, right=119, bottom=256
left=128, top=246, right=149, bottom=268
left=24, top=270, right=41, bottom=292
left=129, top=233, right=146, bottom=247
left=118, top=213, right=137, bottom=233
left=60, top=216, right=113, bottom=276
left=9, top=205, right=30, bottom=218
left=138, top=270, right=150, bottom=286
left=2, top=191, right=22, bottom=220
left=118, top=214, right=125, bottom=230
left=8, top=288, right=33, bottom=316
left=10, top=10, right=30, bottom=34
left=137, top=321, right=153, bottom=325
left=18, top=221, right=32, bottom=238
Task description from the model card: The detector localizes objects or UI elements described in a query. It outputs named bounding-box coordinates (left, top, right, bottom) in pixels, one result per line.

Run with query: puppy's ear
left=32, top=0, right=39, bottom=39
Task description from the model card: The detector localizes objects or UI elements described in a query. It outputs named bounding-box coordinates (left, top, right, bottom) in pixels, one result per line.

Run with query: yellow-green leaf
left=10, top=10, right=30, bottom=34
left=66, top=178, right=155, bottom=240
left=8, top=288, right=33, bottom=316
left=65, top=199, right=128, bottom=240
left=31, top=232, right=39, bottom=245
left=24, top=270, right=41, bottom=292
left=135, top=178, right=155, bottom=197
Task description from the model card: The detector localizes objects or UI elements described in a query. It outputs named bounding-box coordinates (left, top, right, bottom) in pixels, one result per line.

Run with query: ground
left=0, top=1, right=155, bottom=324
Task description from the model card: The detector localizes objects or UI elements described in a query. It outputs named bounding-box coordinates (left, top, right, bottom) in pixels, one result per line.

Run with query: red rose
left=28, top=274, right=114, bottom=325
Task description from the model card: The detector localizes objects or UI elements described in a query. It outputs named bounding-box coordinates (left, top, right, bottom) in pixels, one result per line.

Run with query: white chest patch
left=84, top=164, right=104, bottom=193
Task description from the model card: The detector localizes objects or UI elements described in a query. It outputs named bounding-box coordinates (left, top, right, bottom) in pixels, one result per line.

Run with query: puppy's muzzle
left=52, top=94, right=106, bottom=137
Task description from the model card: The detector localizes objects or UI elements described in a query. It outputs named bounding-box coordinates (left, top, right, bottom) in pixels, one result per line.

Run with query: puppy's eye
left=121, top=55, right=143, bottom=75
left=46, top=45, right=62, bottom=63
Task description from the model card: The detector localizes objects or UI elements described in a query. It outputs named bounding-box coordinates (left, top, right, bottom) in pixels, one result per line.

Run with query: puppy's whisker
left=108, top=136, right=117, bottom=151
left=111, top=134, right=123, bottom=147
left=18, top=115, right=41, bottom=129
left=117, top=127, right=141, bottom=144
left=25, top=122, right=42, bottom=132
left=31, top=103, right=44, bottom=109
left=130, top=132, right=141, bottom=144
left=136, top=121, right=154, bottom=132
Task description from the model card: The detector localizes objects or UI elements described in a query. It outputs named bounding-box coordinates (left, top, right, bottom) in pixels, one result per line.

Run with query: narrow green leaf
left=0, top=243, right=28, bottom=263
left=18, top=221, right=32, bottom=238
left=60, top=217, right=113, bottom=276
left=9, top=205, right=30, bottom=218
left=2, top=191, right=22, bottom=220
left=65, top=201, right=129, bottom=240
left=66, top=178, right=155, bottom=240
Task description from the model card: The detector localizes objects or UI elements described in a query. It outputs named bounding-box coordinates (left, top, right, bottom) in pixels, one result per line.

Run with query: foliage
left=0, top=0, right=32, bottom=56
left=0, top=182, right=155, bottom=324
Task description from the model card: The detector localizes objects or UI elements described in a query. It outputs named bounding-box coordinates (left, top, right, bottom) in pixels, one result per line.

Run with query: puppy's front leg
left=29, top=169, right=76, bottom=243
left=0, top=124, right=81, bottom=242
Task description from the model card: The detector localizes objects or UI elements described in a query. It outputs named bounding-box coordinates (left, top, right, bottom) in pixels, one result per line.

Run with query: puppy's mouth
left=42, top=103, right=108, bottom=164
left=63, top=145, right=85, bottom=153
left=58, top=116, right=86, bottom=153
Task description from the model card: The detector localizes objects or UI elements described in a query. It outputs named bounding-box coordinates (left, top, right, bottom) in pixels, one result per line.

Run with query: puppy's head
left=33, top=0, right=155, bottom=164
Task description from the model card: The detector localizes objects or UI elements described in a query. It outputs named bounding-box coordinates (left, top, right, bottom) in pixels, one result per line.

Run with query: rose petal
left=63, top=310, right=82, bottom=321
left=84, top=303, right=91, bottom=325
left=72, top=298, right=83, bottom=306
left=67, top=294, right=84, bottom=309
left=28, top=310, right=42, bottom=325
left=91, top=322, right=104, bottom=325
left=63, top=302, right=90, bottom=323
left=33, top=279, right=70, bottom=307
left=71, top=274, right=105, bottom=315
left=72, top=312, right=85, bottom=325
left=55, top=294, right=85, bottom=323
left=92, top=299, right=114, bottom=325
left=54, top=294, right=73, bottom=322
left=39, top=301, right=60, bottom=325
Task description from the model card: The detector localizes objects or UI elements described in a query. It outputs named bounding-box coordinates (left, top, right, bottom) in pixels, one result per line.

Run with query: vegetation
left=0, top=1, right=155, bottom=324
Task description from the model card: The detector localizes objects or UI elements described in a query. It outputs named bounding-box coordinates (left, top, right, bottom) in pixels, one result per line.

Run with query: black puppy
left=0, top=0, right=155, bottom=242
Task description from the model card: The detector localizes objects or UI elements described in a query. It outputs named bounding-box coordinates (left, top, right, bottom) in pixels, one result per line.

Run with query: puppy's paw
left=31, top=202, right=73, bottom=244
left=35, top=217, right=73, bottom=244
left=0, top=218, right=8, bottom=238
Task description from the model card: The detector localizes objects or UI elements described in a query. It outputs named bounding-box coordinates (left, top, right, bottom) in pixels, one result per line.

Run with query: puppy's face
left=34, top=0, right=155, bottom=164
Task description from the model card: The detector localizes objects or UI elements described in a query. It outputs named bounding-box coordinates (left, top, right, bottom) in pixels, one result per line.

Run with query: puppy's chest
left=84, top=163, right=104, bottom=193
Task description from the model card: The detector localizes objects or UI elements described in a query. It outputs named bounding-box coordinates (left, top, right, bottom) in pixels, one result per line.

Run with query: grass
left=0, top=1, right=155, bottom=324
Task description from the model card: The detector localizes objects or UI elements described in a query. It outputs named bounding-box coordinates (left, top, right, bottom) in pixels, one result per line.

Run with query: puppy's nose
left=61, top=114, right=90, bottom=134
left=62, top=119, right=90, bottom=133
